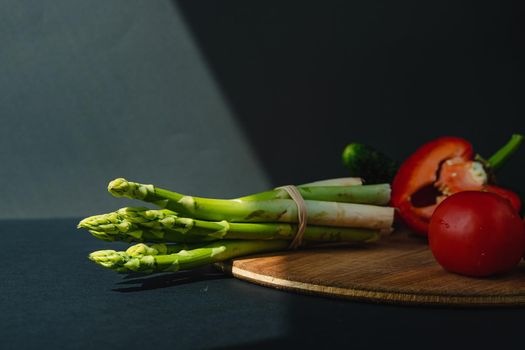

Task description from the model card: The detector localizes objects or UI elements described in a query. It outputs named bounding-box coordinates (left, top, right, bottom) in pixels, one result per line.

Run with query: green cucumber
left=342, top=143, right=399, bottom=184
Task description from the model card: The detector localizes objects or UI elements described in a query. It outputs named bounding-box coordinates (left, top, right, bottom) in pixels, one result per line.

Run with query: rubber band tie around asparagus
left=275, top=185, right=307, bottom=249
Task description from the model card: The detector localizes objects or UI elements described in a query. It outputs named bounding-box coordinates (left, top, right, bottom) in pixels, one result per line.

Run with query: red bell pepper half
left=391, top=134, right=523, bottom=235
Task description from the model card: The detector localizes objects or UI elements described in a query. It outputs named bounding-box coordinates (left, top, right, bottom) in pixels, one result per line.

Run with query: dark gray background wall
left=1, top=0, right=524, bottom=219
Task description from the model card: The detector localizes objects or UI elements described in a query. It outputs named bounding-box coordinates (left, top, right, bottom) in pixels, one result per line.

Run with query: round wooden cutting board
left=218, top=230, right=525, bottom=307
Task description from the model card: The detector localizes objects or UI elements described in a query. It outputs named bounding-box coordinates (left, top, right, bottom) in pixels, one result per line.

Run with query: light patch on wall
left=0, top=0, right=270, bottom=219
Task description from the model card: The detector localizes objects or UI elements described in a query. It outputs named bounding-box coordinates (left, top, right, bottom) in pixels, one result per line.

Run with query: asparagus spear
left=88, top=242, right=205, bottom=273
left=78, top=207, right=383, bottom=243
left=238, top=176, right=365, bottom=201
left=299, top=177, right=362, bottom=186
left=78, top=209, right=216, bottom=243
left=126, top=242, right=207, bottom=256
left=238, top=183, right=390, bottom=204
left=89, top=240, right=289, bottom=273
left=107, top=178, right=394, bottom=229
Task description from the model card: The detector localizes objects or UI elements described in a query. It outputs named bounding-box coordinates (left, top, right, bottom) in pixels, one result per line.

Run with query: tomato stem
left=487, top=134, right=523, bottom=171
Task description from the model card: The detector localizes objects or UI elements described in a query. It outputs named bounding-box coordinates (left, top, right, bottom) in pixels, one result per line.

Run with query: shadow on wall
left=173, top=0, right=525, bottom=188
left=172, top=0, right=525, bottom=347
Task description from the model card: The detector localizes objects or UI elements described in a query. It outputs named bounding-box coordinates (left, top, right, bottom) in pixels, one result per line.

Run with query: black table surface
left=2, top=218, right=524, bottom=349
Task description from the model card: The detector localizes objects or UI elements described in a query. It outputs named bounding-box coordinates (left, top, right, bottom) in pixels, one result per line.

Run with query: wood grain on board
left=219, top=230, right=525, bottom=306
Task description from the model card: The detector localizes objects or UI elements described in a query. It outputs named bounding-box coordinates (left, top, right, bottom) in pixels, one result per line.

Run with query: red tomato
left=428, top=191, right=525, bottom=277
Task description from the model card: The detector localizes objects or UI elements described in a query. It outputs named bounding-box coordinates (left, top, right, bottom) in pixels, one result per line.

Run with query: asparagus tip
left=107, top=178, right=130, bottom=197
left=108, top=178, right=154, bottom=200
left=88, top=230, right=116, bottom=242
left=89, top=250, right=129, bottom=270
left=77, top=215, right=99, bottom=229
left=126, top=243, right=162, bottom=257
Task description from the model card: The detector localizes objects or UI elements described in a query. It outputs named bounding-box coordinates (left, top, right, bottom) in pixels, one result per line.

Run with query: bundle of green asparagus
left=79, top=177, right=395, bottom=274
